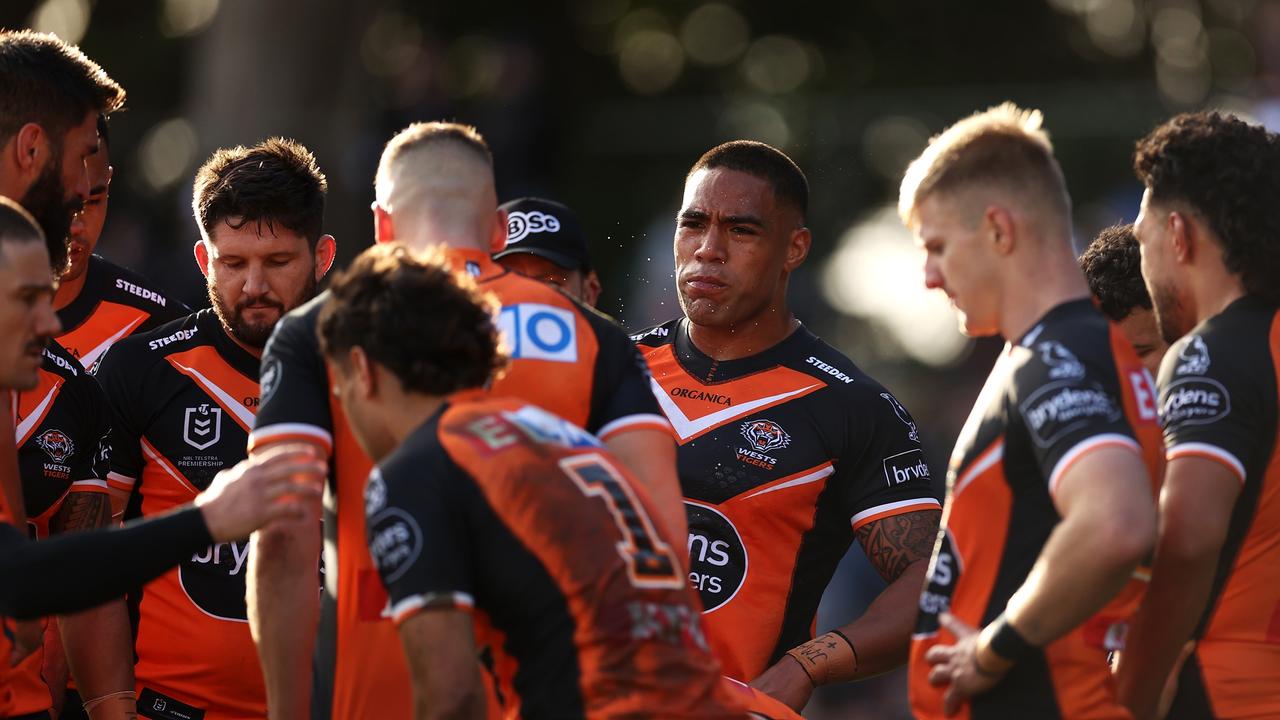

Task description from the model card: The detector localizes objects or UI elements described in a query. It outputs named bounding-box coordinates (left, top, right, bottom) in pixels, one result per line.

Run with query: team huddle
left=0, top=26, right=1276, bottom=720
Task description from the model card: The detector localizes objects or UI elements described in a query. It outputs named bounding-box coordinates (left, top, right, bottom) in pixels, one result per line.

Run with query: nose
left=923, top=256, right=945, bottom=291
left=243, top=262, right=269, bottom=297
left=692, top=226, right=728, bottom=264
left=69, top=209, right=85, bottom=240
left=34, top=297, right=61, bottom=339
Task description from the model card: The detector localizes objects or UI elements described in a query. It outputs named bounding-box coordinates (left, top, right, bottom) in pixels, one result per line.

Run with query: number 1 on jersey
left=559, top=454, right=683, bottom=589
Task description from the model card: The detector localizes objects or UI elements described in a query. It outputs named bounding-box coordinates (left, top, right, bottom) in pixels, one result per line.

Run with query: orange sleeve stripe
left=248, top=424, right=334, bottom=455
left=596, top=413, right=672, bottom=442
left=850, top=498, right=942, bottom=532
left=1167, top=443, right=1246, bottom=484
left=68, top=480, right=111, bottom=494
left=390, top=592, right=476, bottom=625
left=1048, top=434, right=1142, bottom=499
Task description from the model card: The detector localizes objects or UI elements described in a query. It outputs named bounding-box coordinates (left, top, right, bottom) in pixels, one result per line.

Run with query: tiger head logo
left=740, top=419, right=791, bottom=454
left=36, top=429, right=74, bottom=464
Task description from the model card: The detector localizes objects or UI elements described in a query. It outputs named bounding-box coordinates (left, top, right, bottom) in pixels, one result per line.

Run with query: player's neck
left=53, top=270, right=87, bottom=311
left=999, top=256, right=1090, bottom=342
left=1188, top=269, right=1247, bottom=327
left=220, top=325, right=263, bottom=359
left=382, top=394, right=446, bottom=449
left=686, top=306, right=800, bottom=362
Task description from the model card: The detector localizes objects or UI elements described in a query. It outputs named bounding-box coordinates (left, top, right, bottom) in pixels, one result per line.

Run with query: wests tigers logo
left=36, top=429, right=74, bottom=464
left=740, top=419, right=790, bottom=454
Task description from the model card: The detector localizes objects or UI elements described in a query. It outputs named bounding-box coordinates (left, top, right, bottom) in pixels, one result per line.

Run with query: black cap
left=494, top=197, right=591, bottom=271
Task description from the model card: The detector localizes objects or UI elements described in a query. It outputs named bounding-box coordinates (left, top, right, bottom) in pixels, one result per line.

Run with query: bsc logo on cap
left=507, top=210, right=561, bottom=244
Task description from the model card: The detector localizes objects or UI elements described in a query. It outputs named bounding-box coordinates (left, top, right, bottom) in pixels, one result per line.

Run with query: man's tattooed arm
left=856, top=509, right=941, bottom=582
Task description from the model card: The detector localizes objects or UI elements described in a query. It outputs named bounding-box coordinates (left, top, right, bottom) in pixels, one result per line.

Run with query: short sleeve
left=842, top=388, right=942, bottom=533
left=366, top=453, right=474, bottom=625
left=67, top=373, right=112, bottom=492
left=249, top=302, right=334, bottom=454
left=1013, top=339, right=1141, bottom=495
left=1158, top=333, right=1255, bottom=482
left=583, top=310, right=669, bottom=440
left=94, top=342, right=143, bottom=493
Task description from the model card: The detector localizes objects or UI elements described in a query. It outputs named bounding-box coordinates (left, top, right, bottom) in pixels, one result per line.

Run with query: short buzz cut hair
left=0, top=195, right=46, bottom=252
left=0, top=30, right=125, bottom=146
left=898, top=102, right=1071, bottom=227
left=687, top=140, right=809, bottom=217
left=317, top=243, right=508, bottom=396
left=375, top=121, right=492, bottom=197
left=1133, top=111, right=1280, bottom=305
left=192, top=137, right=328, bottom=246
left=1079, top=224, right=1151, bottom=322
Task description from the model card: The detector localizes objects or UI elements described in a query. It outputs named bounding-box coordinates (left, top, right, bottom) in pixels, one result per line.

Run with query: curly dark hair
left=1079, top=224, right=1151, bottom=321
left=318, top=244, right=508, bottom=396
left=193, top=137, right=327, bottom=246
left=1133, top=112, right=1280, bottom=304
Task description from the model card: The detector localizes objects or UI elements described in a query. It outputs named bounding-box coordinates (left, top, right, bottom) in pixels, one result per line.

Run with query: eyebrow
left=722, top=214, right=764, bottom=227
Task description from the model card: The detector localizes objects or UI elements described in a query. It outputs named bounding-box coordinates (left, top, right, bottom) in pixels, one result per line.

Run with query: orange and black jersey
left=56, top=254, right=189, bottom=372
left=16, top=342, right=112, bottom=539
left=370, top=396, right=742, bottom=718
left=1156, top=296, right=1280, bottom=719
left=910, top=299, right=1160, bottom=720
left=633, top=318, right=940, bottom=682
left=249, top=249, right=669, bottom=720
left=96, top=309, right=264, bottom=720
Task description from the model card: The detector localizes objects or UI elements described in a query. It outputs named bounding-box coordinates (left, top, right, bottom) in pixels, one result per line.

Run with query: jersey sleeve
left=840, top=387, right=942, bottom=533
left=249, top=303, right=334, bottom=454
left=1013, top=339, right=1141, bottom=496
left=65, top=372, right=112, bottom=494
left=582, top=310, right=669, bottom=440
left=1157, top=332, right=1255, bottom=482
left=366, top=453, right=474, bottom=625
left=93, top=342, right=144, bottom=495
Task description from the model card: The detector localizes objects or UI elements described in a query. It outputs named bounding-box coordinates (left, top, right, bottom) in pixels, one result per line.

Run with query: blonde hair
left=898, top=102, right=1070, bottom=227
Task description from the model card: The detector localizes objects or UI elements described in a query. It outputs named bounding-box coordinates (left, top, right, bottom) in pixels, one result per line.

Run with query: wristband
left=784, top=631, right=859, bottom=687
left=83, top=690, right=137, bottom=720
left=987, top=614, right=1035, bottom=664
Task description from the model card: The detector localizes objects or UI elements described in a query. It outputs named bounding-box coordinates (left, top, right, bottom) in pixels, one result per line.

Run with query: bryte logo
left=183, top=404, right=222, bottom=450
left=506, top=210, right=561, bottom=244
left=882, top=448, right=930, bottom=487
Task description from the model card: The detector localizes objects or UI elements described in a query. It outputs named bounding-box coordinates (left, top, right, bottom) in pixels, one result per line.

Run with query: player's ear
left=985, top=206, right=1016, bottom=257
left=314, top=234, right=337, bottom=279
left=1168, top=211, right=1192, bottom=264
left=12, top=123, right=45, bottom=178
left=581, top=270, right=602, bottom=308
left=373, top=202, right=395, bottom=245
left=784, top=226, right=811, bottom=272
left=194, top=240, right=212, bottom=278
left=490, top=208, right=509, bottom=254
left=350, top=346, right=376, bottom=399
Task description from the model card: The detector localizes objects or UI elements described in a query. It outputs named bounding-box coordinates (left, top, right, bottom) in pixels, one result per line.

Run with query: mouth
left=681, top=274, right=729, bottom=295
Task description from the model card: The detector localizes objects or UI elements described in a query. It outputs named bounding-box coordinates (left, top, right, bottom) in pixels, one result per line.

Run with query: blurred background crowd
left=5, top=0, right=1273, bottom=715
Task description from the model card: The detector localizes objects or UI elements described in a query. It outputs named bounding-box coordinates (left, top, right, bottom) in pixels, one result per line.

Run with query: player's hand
left=924, top=613, right=1010, bottom=717
left=750, top=656, right=814, bottom=712
left=7, top=618, right=42, bottom=667
left=194, top=447, right=324, bottom=542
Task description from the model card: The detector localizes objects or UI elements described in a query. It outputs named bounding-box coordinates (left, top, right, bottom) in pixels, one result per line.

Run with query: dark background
left=6, top=1, right=1273, bottom=715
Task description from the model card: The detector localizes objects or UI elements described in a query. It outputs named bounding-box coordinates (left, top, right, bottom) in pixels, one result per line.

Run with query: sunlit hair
left=898, top=102, right=1070, bottom=228
left=192, top=137, right=328, bottom=247
left=0, top=195, right=46, bottom=263
left=0, top=30, right=125, bottom=145
left=318, top=243, right=509, bottom=396
left=375, top=121, right=491, bottom=203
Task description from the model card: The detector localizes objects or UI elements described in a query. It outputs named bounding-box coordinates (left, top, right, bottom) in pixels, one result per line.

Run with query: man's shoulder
left=99, top=311, right=203, bottom=371
left=90, top=255, right=187, bottom=314
left=629, top=318, right=681, bottom=349
left=265, top=291, right=328, bottom=354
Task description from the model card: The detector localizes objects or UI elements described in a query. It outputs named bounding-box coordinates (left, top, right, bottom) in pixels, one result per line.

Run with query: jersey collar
left=672, top=317, right=817, bottom=384
left=442, top=248, right=507, bottom=284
